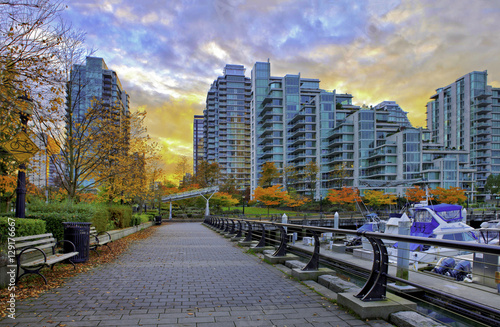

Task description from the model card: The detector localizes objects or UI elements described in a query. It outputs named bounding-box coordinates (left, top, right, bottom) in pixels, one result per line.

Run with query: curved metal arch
left=302, top=230, right=320, bottom=271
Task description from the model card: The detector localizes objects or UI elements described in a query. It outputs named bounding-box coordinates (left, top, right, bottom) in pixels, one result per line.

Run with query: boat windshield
left=438, top=210, right=461, bottom=221
left=414, top=210, right=433, bottom=223
left=442, top=232, right=476, bottom=242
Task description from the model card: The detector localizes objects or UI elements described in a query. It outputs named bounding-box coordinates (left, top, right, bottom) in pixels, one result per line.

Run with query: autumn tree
left=97, top=111, right=159, bottom=204
left=363, top=190, right=397, bottom=210
left=2, top=0, right=124, bottom=202
left=304, top=160, right=319, bottom=199
left=253, top=184, right=288, bottom=215
left=405, top=185, right=428, bottom=203
left=326, top=187, right=361, bottom=211
left=282, top=164, right=298, bottom=191
left=145, top=153, right=165, bottom=210
left=258, top=161, right=280, bottom=188
left=34, top=95, right=131, bottom=201
left=220, top=175, right=238, bottom=195
left=329, top=162, right=352, bottom=189
left=210, top=192, right=239, bottom=213
left=0, top=0, right=71, bottom=148
left=195, top=160, right=219, bottom=188
left=285, top=190, right=310, bottom=209
left=431, top=187, right=467, bottom=205
left=174, top=155, right=192, bottom=187
left=0, top=175, right=16, bottom=212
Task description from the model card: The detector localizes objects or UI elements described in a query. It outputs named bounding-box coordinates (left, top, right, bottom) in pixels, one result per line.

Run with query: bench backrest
left=13, top=233, right=57, bottom=256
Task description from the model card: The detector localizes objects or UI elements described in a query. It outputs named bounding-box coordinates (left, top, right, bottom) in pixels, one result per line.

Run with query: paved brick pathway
left=1, top=223, right=386, bottom=327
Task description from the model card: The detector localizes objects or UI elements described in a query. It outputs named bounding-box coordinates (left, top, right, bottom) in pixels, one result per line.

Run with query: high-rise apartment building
left=70, top=57, right=129, bottom=122
left=193, top=115, right=204, bottom=175
left=27, top=133, right=60, bottom=190
left=201, top=63, right=500, bottom=202
left=324, top=103, right=418, bottom=196
left=203, top=65, right=251, bottom=191
left=250, top=61, right=365, bottom=199
left=426, top=70, right=500, bottom=200
left=68, top=57, right=130, bottom=188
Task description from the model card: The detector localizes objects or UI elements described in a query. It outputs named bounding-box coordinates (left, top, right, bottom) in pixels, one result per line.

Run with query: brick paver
left=1, top=223, right=382, bottom=326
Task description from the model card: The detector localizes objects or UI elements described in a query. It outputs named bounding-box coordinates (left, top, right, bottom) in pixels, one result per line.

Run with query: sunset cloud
left=62, top=0, right=500, bottom=178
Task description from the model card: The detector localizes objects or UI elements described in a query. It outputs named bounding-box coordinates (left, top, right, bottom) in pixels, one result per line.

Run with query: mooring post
left=396, top=213, right=411, bottom=285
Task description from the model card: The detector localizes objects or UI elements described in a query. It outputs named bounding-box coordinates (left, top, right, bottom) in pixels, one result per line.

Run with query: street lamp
left=15, top=94, right=34, bottom=218
left=319, top=195, right=323, bottom=217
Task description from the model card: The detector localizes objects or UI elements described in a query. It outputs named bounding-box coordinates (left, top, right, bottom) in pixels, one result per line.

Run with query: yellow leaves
left=212, top=192, right=239, bottom=207
left=258, top=162, right=280, bottom=187
left=363, top=190, right=397, bottom=208
left=0, top=175, right=17, bottom=196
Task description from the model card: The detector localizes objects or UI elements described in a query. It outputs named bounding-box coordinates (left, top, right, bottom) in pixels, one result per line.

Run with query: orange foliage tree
left=431, top=187, right=467, bottom=204
left=405, top=185, right=429, bottom=203
left=0, top=175, right=17, bottom=212
left=50, top=187, right=68, bottom=202
left=253, top=185, right=289, bottom=214
left=78, top=193, right=99, bottom=203
left=363, top=190, right=397, bottom=210
left=285, top=193, right=310, bottom=208
left=326, top=187, right=361, bottom=210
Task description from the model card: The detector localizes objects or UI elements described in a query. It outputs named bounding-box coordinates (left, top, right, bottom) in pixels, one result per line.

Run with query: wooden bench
left=89, top=227, right=112, bottom=256
left=13, top=233, right=78, bottom=285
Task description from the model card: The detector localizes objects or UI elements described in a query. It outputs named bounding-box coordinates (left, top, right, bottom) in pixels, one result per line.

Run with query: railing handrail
left=240, top=220, right=500, bottom=256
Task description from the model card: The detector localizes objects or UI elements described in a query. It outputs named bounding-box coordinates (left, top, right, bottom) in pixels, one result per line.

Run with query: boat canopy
left=416, top=203, right=463, bottom=222
left=419, top=204, right=462, bottom=212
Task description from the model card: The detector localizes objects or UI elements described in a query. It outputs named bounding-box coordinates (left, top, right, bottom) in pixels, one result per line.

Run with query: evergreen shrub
left=0, top=217, right=46, bottom=239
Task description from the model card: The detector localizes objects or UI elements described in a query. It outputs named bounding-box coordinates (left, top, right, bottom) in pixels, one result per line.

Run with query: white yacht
left=386, top=203, right=477, bottom=264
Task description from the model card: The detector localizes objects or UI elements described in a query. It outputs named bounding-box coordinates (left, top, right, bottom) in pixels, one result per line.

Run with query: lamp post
left=15, top=94, right=34, bottom=218
left=319, top=195, right=322, bottom=217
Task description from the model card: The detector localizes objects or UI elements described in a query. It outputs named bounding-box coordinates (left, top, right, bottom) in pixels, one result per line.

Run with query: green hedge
left=26, top=200, right=135, bottom=239
left=131, top=214, right=151, bottom=226
left=0, top=217, right=46, bottom=240
left=91, top=206, right=110, bottom=233
left=108, top=206, right=132, bottom=229
left=25, top=212, right=90, bottom=241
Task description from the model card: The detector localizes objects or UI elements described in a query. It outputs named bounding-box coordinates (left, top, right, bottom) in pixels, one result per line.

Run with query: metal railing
left=204, top=216, right=500, bottom=326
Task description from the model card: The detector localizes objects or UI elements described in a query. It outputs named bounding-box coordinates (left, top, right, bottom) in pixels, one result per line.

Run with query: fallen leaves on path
left=0, top=224, right=160, bottom=318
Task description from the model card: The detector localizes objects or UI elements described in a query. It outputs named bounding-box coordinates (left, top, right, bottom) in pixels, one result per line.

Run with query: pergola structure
left=358, top=178, right=423, bottom=188
left=162, top=186, right=219, bottom=219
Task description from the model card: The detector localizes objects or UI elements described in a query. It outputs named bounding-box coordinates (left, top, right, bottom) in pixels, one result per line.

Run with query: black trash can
left=155, top=215, right=162, bottom=225
left=63, top=222, right=91, bottom=263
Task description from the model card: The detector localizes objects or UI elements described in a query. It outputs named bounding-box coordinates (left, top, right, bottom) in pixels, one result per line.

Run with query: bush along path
left=0, top=224, right=159, bottom=318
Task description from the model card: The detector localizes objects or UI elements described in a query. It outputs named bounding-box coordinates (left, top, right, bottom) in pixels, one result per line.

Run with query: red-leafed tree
left=326, top=187, right=361, bottom=210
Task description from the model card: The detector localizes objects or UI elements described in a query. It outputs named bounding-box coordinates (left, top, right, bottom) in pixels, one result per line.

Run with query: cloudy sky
left=62, top=0, right=500, bottom=178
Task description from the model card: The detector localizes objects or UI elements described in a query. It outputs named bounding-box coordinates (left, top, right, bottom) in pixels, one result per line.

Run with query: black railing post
left=243, top=221, right=253, bottom=242
left=234, top=220, right=243, bottom=238
left=272, top=225, right=288, bottom=257
left=355, top=236, right=388, bottom=301
left=229, top=219, right=236, bottom=234
left=302, top=230, right=320, bottom=271
left=255, top=223, right=267, bottom=248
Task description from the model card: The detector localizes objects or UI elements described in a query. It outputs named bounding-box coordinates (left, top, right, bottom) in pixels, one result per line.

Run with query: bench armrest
left=98, top=231, right=112, bottom=240
left=53, top=240, right=76, bottom=255
left=91, top=234, right=99, bottom=244
left=17, top=246, right=47, bottom=266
